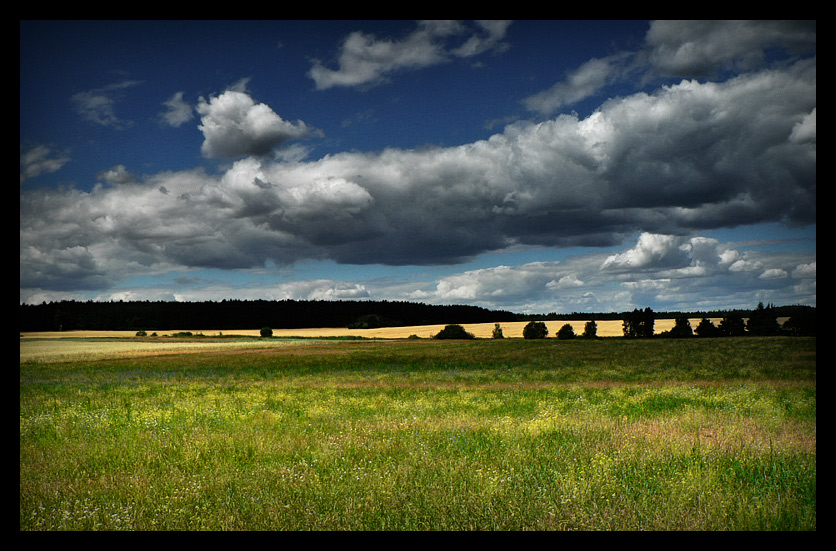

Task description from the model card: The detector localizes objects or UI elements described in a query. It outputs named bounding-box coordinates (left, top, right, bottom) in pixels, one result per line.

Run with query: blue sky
left=20, top=20, right=816, bottom=314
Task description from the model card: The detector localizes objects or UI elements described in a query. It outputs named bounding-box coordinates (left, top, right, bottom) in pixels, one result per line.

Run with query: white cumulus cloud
left=197, top=89, right=319, bottom=159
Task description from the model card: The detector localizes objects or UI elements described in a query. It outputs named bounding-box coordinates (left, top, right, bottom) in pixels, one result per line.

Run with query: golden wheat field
left=22, top=318, right=769, bottom=364
left=19, top=318, right=734, bottom=340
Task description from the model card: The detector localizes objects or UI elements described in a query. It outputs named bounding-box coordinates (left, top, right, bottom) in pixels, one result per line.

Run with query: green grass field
left=20, top=336, right=816, bottom=530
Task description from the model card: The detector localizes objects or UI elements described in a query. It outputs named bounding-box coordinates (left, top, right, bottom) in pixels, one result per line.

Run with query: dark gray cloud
left=645, top=20, right=816, bottom=78
left=45, top=231, right=812, bottom=314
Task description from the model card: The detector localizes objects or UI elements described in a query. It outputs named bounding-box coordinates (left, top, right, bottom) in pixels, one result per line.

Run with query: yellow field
left=25, top=318, right=773, bottom=364
left=21, top=319, right=719, bottom=341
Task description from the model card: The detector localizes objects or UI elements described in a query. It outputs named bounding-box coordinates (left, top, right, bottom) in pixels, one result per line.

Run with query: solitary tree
left=260, top=326, right=273, bottom=338
left=582, top=320, right=598, bottom=338
left=492, top=323, right=505, bottom=339
left=557, top=323, right=576, bottom=340
left=668, top=315, right=693, bottom=338
left=623, top=308, right=655, bottom=338
left=523, top=321, right=549, bottom=339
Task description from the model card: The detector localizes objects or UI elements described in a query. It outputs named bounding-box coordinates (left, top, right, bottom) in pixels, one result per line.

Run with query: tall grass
left=20, top=337, right=815, bottom=530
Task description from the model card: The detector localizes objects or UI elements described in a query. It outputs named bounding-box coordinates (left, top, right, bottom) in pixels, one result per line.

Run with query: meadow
left=20, top=333, right=815, bottom=530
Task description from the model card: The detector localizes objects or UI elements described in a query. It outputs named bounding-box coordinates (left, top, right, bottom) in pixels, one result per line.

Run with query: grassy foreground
left=20, top=336, right=815, bottom=530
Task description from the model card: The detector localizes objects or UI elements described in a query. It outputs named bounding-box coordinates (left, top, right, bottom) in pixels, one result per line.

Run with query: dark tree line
left=518, top=304, right=815, bottom=324
left=18, top=299, right=518, bottom=333
left=637, top=303, right=816, bottom=338
left=19, top=298, right=814, bottom=337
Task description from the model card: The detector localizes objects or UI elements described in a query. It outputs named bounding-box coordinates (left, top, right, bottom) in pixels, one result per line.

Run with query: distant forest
left=18, top=299, right=816, bottom=334
left=18, top=299, right=517, bottom=332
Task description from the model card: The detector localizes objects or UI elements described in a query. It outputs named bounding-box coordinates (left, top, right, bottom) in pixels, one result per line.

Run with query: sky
left=20, top=20, right=816, bottom=314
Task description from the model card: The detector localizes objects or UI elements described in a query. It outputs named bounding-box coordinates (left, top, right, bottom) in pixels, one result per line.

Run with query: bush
left=523, top=321, right=548, bottom=339
left=433, top=324, right=475, bottom=340
left=260, top=327, right=273, bottom=338
left=135, top=330, right=147, bottom=337
left=556, top=323, right=576, bottom=340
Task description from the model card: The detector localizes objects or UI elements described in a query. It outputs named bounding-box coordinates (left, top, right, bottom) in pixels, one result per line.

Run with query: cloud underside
left=21, top=58, right=815, bottom=304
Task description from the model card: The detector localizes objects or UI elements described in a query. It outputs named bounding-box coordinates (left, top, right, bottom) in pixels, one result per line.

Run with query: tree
left=260, top=326, right=273, bottom=338
left=556, top=323, right=576, bottom=340
left=622, top=308, right=655, bottom=338
left=718, top=314, right=746, bottom=337
left=523, top=321, right=549, bottom=339
left=746, top=302, right=780, bottom=336
left=668, top=315, right=693, bottom=338
left=582, top=320, right=598, bottom=339
left=433, top=324, right=475, bottom=340
left=491, top=323, right=505, bottom=339
left=695, top=318, right=720, bottom=338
